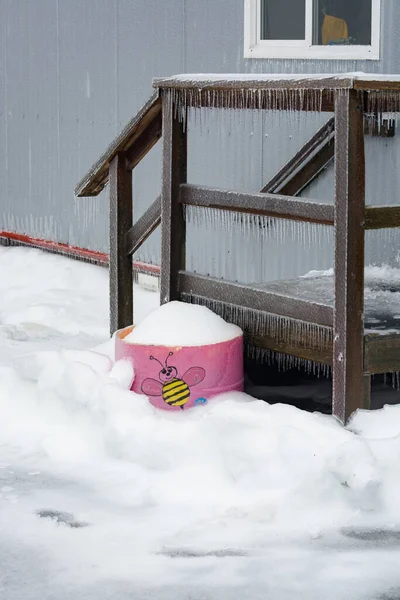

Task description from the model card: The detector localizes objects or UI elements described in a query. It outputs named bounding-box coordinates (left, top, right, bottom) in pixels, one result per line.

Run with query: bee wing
left=183, top=366, right=205, bottom=387
left=141, top=378, right=163, bottom=396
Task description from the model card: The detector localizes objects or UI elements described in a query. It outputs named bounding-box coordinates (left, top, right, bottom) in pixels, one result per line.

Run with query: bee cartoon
left=141, top=352, right=205, bottom=410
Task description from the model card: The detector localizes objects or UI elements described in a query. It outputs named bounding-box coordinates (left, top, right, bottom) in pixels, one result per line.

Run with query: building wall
left=1, top=0, right=400, bottom=280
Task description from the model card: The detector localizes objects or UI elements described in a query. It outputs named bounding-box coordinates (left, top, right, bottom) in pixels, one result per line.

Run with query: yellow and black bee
left=141, top=352, right=205, bottom=410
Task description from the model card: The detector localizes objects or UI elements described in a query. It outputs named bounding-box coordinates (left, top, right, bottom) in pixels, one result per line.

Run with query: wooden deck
left=181, top=272, right=400, bottom=376
left=258, top=275, right=400, bottom=376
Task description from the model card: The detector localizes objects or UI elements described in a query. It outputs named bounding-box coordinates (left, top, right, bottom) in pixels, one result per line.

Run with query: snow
left=154, top=73, right=352, bottom=83
left=153, top=72, right=400, bottom=87
left=2, top=247, right=400, bottom=599
left=0, top=246, right=158, bottom=364
left=125, top=301, right=242, bottom=346
left=300, top=266, right=400, bottom=334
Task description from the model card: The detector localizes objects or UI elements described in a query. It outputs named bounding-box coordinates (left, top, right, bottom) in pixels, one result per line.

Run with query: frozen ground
left=2, top=248, right=400, bottom=600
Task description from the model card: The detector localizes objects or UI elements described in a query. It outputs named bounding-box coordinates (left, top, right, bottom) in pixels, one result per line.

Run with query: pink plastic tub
left=115, top=326, right=244, bottom=411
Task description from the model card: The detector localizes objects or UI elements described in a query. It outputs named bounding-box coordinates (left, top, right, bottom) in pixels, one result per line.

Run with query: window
left=244, top=0, right=381, bottom=60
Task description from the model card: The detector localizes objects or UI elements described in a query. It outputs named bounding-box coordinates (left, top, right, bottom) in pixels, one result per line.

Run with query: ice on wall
left=3, top=0, right=400, bottom=266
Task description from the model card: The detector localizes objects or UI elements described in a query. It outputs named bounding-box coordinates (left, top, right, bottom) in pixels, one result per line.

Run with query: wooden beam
left=75, top=92, right=161, bottom=197
left=126, top=195, right=161, bottom=256
left=251, top=331, right=333, bottom=366
left=178, top=271, right=333, bottom=327
left=109, top=152, right=133, bottom=335
left=262, top=117, right=335, bottom=194
left=279, top=141, right=335, bottom=197
left=363, top=375, right=371, bottom=411
left=365, top=206, right=400, bottom=229
left=160, top=96, right=187, bottom=304
left=333, top=89, right=366, bottom=422
left=153, top=75, right=354, bottom=91
left=125, top=115, right=162, bottom=171
left=154, top=74, right=400, bottom=95
left=364, top=332, right=400, bottom=374
left=261, top=115, right=390, bottom=201
left=180, top=184, right=334, bottom=225
left=354, top=79, right=400, bottom=92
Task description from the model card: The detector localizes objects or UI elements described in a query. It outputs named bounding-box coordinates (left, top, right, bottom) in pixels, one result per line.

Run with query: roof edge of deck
left=75, top=90, right=161, bottom=198
left=153, top=73, right=400, bottom=92
left=153, top=73, right=355, bottom=91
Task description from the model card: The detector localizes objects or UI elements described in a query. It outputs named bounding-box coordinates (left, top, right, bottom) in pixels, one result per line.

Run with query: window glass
left=260, top=0, right=306, bottom=40
left=313, top=0, right=372, bottom=45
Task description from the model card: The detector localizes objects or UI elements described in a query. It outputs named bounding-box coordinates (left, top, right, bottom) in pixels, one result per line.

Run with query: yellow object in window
left=322, top=14, right=349, bottom=45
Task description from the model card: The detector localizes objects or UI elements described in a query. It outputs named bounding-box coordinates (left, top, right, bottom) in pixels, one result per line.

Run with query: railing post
left=333, top=90, right=366, bottom=422
left=109, top=151, right=133, bottom=335
left=160, top=93, right=187, bottom=304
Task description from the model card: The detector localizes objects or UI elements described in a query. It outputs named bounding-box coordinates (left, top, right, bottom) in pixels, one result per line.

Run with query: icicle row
left=245, top=344, right=331, bottom=378
left=185, top=205, right=334, bottom=283
left=164, top=87, right=400, bottom=135
left=163, top=88, right=336, bottom=120
left=365, top=91, right=400, bottom=121
left=185, top=206, right=334, bottom=248
left=181, top=293, right=332, bottom=368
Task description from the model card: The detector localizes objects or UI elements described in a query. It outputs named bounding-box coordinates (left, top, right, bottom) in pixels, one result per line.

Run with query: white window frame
left=244, top=0, right=381, bottom=60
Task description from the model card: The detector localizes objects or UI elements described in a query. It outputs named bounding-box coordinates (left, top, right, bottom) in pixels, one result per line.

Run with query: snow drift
left=2, top=247, right=400, bottom=600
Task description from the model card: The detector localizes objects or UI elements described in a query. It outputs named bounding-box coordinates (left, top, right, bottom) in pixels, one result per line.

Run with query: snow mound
left=125, top=301, right=242, bottom=346
left=2, top=343, right=400, bottom=598
left=3, top=248, right=400, bottom=598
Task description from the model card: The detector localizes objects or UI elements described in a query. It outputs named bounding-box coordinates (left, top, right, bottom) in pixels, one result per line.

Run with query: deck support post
left=333, top=90, right=366, bottom=423
left=160, top=93, right=187, bottom=304
left=109, top=151, right=133, bottom=335
left=363, top=375, right=371, bottom=411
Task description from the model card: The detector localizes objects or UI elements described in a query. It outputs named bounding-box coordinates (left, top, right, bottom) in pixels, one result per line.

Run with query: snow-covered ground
left=2, top=247, right=400, bottom=600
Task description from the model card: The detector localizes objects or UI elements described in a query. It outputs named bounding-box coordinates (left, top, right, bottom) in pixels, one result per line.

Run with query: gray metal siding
left=1, top=0, right=400, bottom=276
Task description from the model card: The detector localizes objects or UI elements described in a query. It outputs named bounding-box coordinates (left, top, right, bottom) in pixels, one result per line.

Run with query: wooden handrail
left=75, top=92, right=162, bottom=197
left=261, top=114, right=392, bottom=199
left=153, top=74, right=354, bottom=91
left=262, top=117, right=335, bottom=194
left=74, top=90, right=163, bottom=334
left=365, top=206, right=400, bottom=229
left=279, top=142, right=335, bottom=197
left=123, top=120, right=336, bottom=261
left=126, top=195, right=161, bottom=256
left=180, top=183, right=334, bottom=225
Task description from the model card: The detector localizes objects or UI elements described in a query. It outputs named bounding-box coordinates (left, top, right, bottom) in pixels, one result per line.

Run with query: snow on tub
left=115, top=301, right=244, bottom=411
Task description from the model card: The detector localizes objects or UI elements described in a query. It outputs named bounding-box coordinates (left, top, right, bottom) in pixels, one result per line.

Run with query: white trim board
left=244, top=0, right=381, bottom=61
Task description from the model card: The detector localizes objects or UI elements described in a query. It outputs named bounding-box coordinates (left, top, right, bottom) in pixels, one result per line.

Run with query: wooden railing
left=75, top=90, right=339, bottom=334
left=75, top=92, right=162, bottom=197
left=181, top=184, right=335, bottom=225
left=75, top=92, right=162, bottom=333
left=76, top=74, right=400, bottom=422
left=153, top=75, right=400, bottom=422
left=261, top=116, right=335, bottom=195
left=75, top=85, right=398, bottom=337
left=126, top=195, right=161, bottom=256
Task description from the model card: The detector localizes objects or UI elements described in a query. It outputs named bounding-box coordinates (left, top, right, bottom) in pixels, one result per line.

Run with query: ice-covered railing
left=151, top=72, right=400, bottom=423
left=76, top=73, right=400, bottom=423
left=75, top=91, right=163, bottom=333
left=153, top=73, right=400, bottom=117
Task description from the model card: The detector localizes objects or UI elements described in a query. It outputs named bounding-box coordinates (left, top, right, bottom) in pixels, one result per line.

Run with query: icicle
left=181, top=293, right=332, bottom=375
left=169, top=84, right=343, bottom=120
left=366, top=91, right=400, bottom=120
left=245, top=344, right=330, bottom=376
